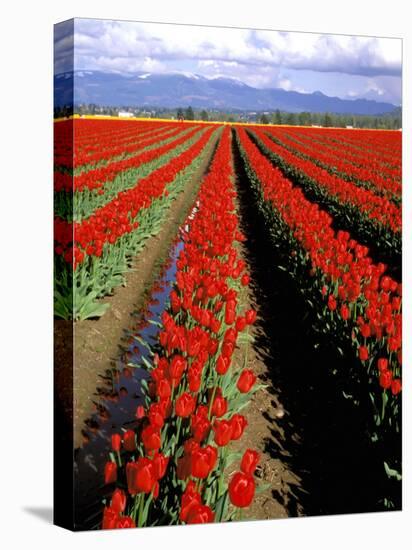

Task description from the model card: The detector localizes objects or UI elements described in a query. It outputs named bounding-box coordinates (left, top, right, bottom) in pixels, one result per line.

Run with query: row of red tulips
left=248, top=128, right=401, bottom=268
left=55, top=127, right=216, bottom=261
left=73, top=123, right=179, bottom=169
left=54, top=123, right=180, bottom=196
left=54, top=127, right=218, bottom=320
left=54, top=119, right=166, bottom=169
left=268, top=127, right=400, bottom=199
left=254, top=127, right=401, bottom=234
left=56, top=128, right=210, bottom=223
left=63, top=126, right=203, bottom=194
left=286, top=127, right=401, bottom=184
left=101, top=127, right=262, bottom=529
left=308, top=127, right=401, bottom=163
left=236, top=126, right=401, bottom=432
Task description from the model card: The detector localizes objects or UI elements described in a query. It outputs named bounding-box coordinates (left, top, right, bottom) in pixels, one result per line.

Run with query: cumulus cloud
left=69, top=19, right=401, bottom=78
left=54, top=19, right=74, bottom=74
left=54, top=18, right=402, bottom=103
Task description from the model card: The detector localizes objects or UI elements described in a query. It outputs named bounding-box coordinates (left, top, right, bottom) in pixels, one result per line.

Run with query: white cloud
left=71, top=19, right=401, bottom=78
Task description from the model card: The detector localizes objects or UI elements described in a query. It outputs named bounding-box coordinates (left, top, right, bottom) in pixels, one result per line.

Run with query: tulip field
left=54, top=118, right=402, bottom=529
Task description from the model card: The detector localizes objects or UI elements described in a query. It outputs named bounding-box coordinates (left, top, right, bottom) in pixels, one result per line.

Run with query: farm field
left=54, top=117, right=402, bottom=529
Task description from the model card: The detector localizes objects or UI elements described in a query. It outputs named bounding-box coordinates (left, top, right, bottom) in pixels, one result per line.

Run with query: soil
left=55, top=130, right=220, bottom=449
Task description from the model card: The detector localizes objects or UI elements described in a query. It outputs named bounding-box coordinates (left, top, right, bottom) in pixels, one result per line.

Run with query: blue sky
left=55, top=18, right=402, bottom=105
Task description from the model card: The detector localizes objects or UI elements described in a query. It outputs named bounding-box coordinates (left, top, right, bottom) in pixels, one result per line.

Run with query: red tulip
left=123, top=429, right=136, bottom=452
left=186, top=504, right=215, bottom=524
left=148, top=402, right=165, bottom=428
left=104, top=461, right=117, bottom=484
left=175, top=392, right=196, bottom=417
left=229, top=472, right=255, bottom=508
left=245, top=309, right=257, bottom=325
left=191, top=445, right=217, bottom=478
left=152, top=452, right=169, bottom=480
left=230, top=414, right=248, bottom=440
left=126, top=457, right=157, bottom=494
left=180, top=481, right=202, bottom=522
left=141, top=425, right=162, bottom=452
left=237, top=369, right=257, bottom=393
left=241, top=449, right=260, bottom=475
left=213, top=419, right=233, bottom=446
left=379, top=369, right=393, bottom=390
left=377, top=358, right=389, bottom=372
left=216, top=355, right=230, bottom=375
left=157, top=379, right=171, bottom=399
left=211, top=395, right=228, bottom=418
left=110, top=489, right=127, bottom=514
left=135, top=405, right=145, bottom=419
left=115, top=516, right=136, bottom=528
left=111, top=433, right=121, bottom=452
left=102, top=506, right=119, bottom=529
left=391, top=378, right=402, bottom=395
left=358, top=346, right=369, bottom=362
left=340, top=304, right=350, bottom=321
left=236, top=316, right=247, bottom=332
left=327, top=294, right=337, bottom=312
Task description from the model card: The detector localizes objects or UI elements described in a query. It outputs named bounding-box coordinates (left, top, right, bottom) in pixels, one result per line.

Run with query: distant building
left=118, top=111, right=134, bottom=118
left=346, top=125, right=354, bottom=129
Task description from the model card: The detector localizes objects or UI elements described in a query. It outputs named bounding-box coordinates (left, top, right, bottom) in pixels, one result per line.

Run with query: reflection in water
left=74, top=238, right=184, bottom=530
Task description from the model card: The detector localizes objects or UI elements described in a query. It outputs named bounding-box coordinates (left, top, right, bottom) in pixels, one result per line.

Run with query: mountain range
left=54, top=70, right=398, bottom=116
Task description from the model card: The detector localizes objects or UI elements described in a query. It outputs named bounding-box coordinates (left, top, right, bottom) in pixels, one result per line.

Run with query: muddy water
left=74, top=235, right=186, bottom=530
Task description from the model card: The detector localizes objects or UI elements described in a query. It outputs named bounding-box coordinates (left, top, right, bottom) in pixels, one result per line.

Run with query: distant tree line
left=54, top=103, right=401, bottom=130
left=258, top=109, right=401, bottom=130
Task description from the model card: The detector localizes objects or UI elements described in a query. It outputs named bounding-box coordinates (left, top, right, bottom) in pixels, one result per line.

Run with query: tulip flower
left=358, top=346, right=369, bottom=362
left=191, top=445, right=217, bottom=478
left=237, top=369, right=257, bottom=393
left=175, top=392, right=196, bottom=417
left=114, top=516, right=136, bottom=528
left=228, top=472, right=255, bottom=508
left=211, top=395, right=228, bottom=418
left=123, top=429, right=136, bottom=452
left=391, top=379, right=402, bottom=395
left=180, top=481, right=202, bottom=522
left=141, top=425, right=162, bottom=453
left=152, top=452, right=169, bottom=480
left=102, top=506, right=119, bottom=529
left=379, top=369, right=393, bottom=390
left=110, top=489, right=127, bottom=514
left=213, top=419, right=233, bottom=446
left=111, top=433, right=121, bottom=452
left=104, top=461, right=117, bottom=484
left=241, top=449, right=260, bottom=475
left=126, top=457, right=157, bottom=494
left=186, top=504, right=215, bottom=524
left=230, top=414, right=248, bottom=440
left=245, top=309, right=257, bottom=325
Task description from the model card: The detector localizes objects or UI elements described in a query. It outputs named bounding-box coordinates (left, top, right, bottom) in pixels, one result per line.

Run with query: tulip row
left=55, top=126, right=208, bottom=222
left=268, top=127, right=401, bottom=200
left=54, top=119, right=168, bottom=169
left=309, top=127, right=401, bottom=165
left=54, top=124, right=183, bottom=202
left=249, top=127, right=401, bottom=267
left=287, top=127, right=401, bottom=184
left=101, top=127, right=263, bottom=530
left=54, top=127, right=219, bottom=320
left=74, top=123, right=179, bottom=170
left=254, top=126, right=401, bottom=232
left=235, top=126, right=401, bottom=434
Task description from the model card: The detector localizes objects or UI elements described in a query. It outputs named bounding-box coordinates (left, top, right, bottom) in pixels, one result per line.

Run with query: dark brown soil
left=56, top=131, right=220, bottom=449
